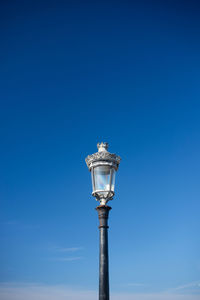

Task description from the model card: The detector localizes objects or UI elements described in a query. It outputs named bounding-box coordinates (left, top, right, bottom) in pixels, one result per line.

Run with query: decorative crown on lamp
left=85, top=143, right=121, bottom=205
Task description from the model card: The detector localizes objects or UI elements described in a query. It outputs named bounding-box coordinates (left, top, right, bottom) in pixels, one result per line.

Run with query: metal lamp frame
left=85, top=143, right=121, bottom=205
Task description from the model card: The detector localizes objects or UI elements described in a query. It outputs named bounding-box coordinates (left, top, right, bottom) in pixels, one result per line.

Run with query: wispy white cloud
left=0, top=283, right=95, bottom=300
left=1, top=221, right=18, bottom=225
left=122, top=283, right=149, bottom=287
left=112, top=294, right=200, bottom=300
left=174, top=280, right=200, bottom=291
left=0, top=283, right=199, bottom=300
left=50, top=256, right=83, bottom=262
left=167, top=280, right=200, bottom=292
left=53, top=246, right=84, bottom=252
left=48, top=246, right=84, bottom=261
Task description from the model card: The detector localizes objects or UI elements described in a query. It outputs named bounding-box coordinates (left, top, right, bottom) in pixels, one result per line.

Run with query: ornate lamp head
left=85, top=143, right=121, bottom=205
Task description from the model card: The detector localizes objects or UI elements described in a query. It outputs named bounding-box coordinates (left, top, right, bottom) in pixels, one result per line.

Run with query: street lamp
left=85, top=142, right=121, bottom=300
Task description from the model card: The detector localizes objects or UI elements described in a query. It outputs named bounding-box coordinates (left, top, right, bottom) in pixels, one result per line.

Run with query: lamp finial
left=97, top=142, right=109, bottom=152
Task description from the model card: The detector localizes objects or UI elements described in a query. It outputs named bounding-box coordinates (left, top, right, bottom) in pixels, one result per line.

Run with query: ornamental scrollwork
left=85, top=151, right=121, bottom=169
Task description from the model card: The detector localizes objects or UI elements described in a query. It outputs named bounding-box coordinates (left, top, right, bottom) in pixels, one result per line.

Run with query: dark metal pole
left=96, top=205, right=111, bottom=300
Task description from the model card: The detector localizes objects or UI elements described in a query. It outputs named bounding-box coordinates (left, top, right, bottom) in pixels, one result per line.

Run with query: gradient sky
left=0, top=1, right=200, bottom=299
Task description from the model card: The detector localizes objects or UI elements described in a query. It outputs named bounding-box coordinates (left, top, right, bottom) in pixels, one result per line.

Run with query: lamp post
left=85, top=142, right=121, bottom=300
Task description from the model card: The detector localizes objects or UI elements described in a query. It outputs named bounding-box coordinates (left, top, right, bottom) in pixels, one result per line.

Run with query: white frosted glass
left=94, top=166, right=110, bottom=191
left=92, top=166, right=115, bottom=198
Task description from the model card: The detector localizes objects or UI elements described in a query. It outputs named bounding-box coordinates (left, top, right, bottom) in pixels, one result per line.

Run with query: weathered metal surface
left=85, top=142, right=121, bottom=171
left=96, top=205, right=111, bottom=300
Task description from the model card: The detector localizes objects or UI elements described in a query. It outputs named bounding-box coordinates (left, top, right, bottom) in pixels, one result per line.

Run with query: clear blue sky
left=0, top=1, right=200, bottom=299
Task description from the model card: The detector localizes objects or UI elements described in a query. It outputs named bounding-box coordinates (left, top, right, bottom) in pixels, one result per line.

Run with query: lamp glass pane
left=93, top=165, right=111, bottom=197
left=111, top=169, right=116, bottom=192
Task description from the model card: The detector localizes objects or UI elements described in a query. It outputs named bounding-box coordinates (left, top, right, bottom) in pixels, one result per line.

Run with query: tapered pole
left=96, top=205, right=111, bottom=300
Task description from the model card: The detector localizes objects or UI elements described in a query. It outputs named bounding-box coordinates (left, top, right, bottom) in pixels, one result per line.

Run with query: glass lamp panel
left=111, top=168, right=116, bottom=192
left=93, top=165, right=111, bottom=197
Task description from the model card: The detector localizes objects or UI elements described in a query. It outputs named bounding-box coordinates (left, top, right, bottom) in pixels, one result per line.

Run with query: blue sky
left=0, top=1, right=200, bottom=299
